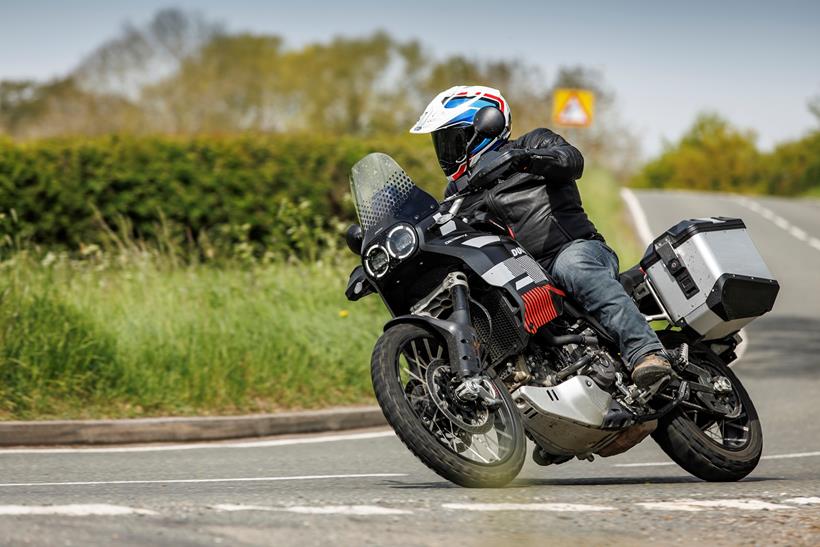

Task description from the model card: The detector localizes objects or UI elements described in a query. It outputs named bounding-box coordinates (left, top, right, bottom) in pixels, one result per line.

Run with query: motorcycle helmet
left=410, top=85, right=511, bottom=182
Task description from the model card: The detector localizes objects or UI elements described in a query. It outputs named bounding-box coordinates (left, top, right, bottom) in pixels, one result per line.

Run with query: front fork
left=447, top=282, right=483, bottom=379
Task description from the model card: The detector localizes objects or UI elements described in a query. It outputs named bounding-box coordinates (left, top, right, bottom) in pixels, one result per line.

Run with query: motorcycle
left=343, top=109, right=780, bottom=487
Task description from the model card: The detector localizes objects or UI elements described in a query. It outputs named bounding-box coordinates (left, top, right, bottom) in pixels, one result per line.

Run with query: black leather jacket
left=446, top=128, right=600, bottom=266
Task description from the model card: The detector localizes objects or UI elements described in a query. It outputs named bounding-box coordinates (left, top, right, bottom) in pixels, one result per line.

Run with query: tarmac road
left=1, top=190, right=818, bottom=546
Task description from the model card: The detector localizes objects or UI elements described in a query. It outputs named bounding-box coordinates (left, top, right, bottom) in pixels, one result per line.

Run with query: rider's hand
left=517, top=150, right=559, bottom=173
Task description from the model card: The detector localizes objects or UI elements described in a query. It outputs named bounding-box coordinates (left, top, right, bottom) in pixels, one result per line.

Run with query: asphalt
left=1, top=190, right=818, bottom=546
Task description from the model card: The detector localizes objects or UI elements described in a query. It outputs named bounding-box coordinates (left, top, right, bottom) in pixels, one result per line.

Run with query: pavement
left=1, top=190, right=819, bottom=546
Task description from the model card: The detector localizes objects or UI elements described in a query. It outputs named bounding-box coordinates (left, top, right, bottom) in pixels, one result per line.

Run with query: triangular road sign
left=552, top=89, right=595, bottom=128
left=557, top=95, right=589, bottom=126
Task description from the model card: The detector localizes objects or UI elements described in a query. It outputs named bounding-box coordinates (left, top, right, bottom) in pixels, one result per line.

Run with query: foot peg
left=667, top=343, right=689, bottom=368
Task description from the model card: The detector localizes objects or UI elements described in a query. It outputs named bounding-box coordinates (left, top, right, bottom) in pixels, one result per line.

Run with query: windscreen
left=350, top=152, right=416, bottom=230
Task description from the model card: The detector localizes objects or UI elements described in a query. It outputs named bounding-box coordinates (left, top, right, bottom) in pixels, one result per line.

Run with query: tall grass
left=0, top=167, right=636, bottom=420
left=0, top=252, right=388, bottom=419
left=580, top=166, right=643, bottom=266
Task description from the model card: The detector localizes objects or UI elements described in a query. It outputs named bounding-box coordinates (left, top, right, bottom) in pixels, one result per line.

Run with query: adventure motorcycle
left=343, top=112, right=779, bottom=488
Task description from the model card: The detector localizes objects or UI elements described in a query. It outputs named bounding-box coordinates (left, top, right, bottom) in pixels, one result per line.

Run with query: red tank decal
left=522, top=284, right=562, bottom=334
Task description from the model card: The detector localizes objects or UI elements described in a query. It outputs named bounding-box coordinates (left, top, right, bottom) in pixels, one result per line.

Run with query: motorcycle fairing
left=416, top=214, right=564, bottom=334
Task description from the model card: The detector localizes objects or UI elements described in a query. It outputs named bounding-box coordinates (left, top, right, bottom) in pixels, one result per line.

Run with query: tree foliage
left=0, top=9, right=632, bottom=166
left=631, top=113, right=820, bottom=195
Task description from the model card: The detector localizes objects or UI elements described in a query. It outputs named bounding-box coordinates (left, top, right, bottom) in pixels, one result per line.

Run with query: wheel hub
left=713, top=376, right=732, bottom=394
left=425, top=361, right=492, bottom=434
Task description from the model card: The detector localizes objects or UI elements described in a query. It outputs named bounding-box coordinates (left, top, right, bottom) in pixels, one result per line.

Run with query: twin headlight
left=363, top=223, right=418, bottom=278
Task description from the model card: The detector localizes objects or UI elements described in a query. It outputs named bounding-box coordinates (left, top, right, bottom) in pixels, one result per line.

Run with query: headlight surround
left=386, top=224, right=418, bottom=260
left=363, top=244, right=390, bottom=278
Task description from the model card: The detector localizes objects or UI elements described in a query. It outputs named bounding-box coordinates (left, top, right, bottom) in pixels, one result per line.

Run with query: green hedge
left=0, top=134, right=443, bottom=251
left=630, top=113, right=820, bottom=196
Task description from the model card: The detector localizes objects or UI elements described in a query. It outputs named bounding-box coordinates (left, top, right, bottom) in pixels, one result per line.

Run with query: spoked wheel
left=653, top=332, right=762, bottom=482
left=371, top=324, right=526, bottom=487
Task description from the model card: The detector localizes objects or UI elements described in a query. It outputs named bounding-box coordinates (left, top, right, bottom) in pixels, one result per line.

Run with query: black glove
left=454, top=148, right=536, bottom=195
left=518, top=150, right=559, bottom=173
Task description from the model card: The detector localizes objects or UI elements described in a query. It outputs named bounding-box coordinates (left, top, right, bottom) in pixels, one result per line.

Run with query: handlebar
left=452, top=148, right=533, bottom=196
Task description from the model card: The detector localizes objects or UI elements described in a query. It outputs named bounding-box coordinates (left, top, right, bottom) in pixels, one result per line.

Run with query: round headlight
left=386, top=224, right=418, bottom=259
left=364, top=244, right=390, bottom=278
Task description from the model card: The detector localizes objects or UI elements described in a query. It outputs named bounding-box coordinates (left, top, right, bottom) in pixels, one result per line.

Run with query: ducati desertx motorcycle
left=343, top=108, right=780, bottom=488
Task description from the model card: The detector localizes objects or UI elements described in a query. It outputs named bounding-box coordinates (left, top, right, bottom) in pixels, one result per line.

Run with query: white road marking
left=788, top=226, right=808, bottom=241
left=214, top=504, right=277, bottom=512
left=214, top=504, right=410, bottom=515
left=614, top=450, right=820, bottom=467
left=734, top=196, right=820, bottom=253
left=763, top=450, right=820, bottom=460
left=6, top=498, right=814, bottom=518
left=613, top=461, right=676, bottom=468
left=773, top=217, right=790, bottom=230
left=783, top=497, right=820, bottom=505
left=442, top=502, right=615, bottom=512
left=637, top=499, right=794, bottom=512
left=0, top=430, right=397, bottom=455
left=287, top=505, right=411, bottom=515
left=0, top=473, right=406, bottom=488
left=620, top=188, right=654, bottom=246
left=0, top=504, right=156, bottom=516
left=635, top=501, right=701, bottom=512
left=619, top=452, right=819, bottom=468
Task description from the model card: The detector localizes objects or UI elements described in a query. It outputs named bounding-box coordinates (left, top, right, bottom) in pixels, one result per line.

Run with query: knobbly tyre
left=343, top=109, right=780, bottom=488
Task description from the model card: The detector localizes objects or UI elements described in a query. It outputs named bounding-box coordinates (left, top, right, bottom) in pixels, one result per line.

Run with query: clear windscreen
left=350, top=153, right=417, bottom=231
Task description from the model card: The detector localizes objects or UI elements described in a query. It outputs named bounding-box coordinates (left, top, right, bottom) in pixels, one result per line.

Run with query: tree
left=141, top=34, right=285, bottom=133
left=631, top=113, right=762, bottom=193
left=74, top=9, right=224, bottom=98
left=809, top=95, right=820, bottom=125
left=0, top=77, right=140, bottom=138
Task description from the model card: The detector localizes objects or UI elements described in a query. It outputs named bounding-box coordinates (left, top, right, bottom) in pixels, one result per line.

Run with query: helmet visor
left=431, top=124, right=475, bottom=176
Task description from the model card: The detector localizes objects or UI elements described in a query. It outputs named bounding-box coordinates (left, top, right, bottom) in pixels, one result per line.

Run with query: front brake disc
left=425, top=361, right=493, bottom=434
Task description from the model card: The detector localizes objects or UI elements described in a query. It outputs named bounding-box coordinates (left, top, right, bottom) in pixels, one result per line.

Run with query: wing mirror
left=345, top=224, right=363, bottom=255
left=473, top=106, right=506, bottom=139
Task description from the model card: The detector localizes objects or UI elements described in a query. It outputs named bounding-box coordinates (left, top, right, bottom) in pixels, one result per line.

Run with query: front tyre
left=371, top=324, right=526, bottom=488
left=653, top=332, right=763, bottom=482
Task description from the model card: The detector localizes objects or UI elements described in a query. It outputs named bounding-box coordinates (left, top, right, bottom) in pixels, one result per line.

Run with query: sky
left=1, top=0, right=818, bottom=156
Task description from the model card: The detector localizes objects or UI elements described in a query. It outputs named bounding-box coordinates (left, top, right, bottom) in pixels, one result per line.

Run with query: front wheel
left=371, top=323, right=526, bottom=487
left=652, top=332, right=762, bottom=481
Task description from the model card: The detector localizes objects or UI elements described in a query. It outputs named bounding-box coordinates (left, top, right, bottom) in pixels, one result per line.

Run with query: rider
left=410, top=85, right=671, bottom=389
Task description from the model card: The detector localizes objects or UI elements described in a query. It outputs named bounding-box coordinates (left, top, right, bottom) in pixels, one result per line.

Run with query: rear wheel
left=653, top=332, right=762, bottom=481
left=371, top=323, right=526, bottom=488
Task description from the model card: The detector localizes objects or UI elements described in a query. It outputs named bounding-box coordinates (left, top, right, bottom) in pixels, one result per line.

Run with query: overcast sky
left=1, top=0, right=818, bottom=156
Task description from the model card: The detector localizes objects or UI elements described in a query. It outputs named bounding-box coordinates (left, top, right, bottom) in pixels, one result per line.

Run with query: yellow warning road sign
left=552, top=88, right=595, bottom=128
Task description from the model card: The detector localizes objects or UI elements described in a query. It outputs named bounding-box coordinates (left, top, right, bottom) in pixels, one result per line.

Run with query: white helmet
left=410, top=85, right=511, bottom=182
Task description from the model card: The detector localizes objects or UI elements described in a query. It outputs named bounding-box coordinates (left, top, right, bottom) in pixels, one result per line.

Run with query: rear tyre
left=652, top=332, right=762, bottom=482
left=371, top=323, right=526, bottom=488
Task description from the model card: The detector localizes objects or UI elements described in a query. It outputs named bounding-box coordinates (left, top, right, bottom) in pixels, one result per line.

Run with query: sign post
left=552, top=88, right=595, bottom=128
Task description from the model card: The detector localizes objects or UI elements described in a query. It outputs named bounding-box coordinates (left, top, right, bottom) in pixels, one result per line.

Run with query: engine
left=512, top=335, right=618, bottom=391
left=507, top=333, right=645, bottom=462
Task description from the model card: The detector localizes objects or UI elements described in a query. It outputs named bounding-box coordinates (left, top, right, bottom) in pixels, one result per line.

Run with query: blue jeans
left=548, top=239, right=664, bottom=368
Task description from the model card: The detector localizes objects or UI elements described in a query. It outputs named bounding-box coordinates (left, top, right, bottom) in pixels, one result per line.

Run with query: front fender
left=384, top=315, right=481, bottom=377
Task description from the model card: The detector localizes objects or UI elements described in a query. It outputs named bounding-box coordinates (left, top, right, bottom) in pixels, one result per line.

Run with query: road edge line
left=620, top=187, right=653, bottom=246
left=0, top=406, right=387, bottom=447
